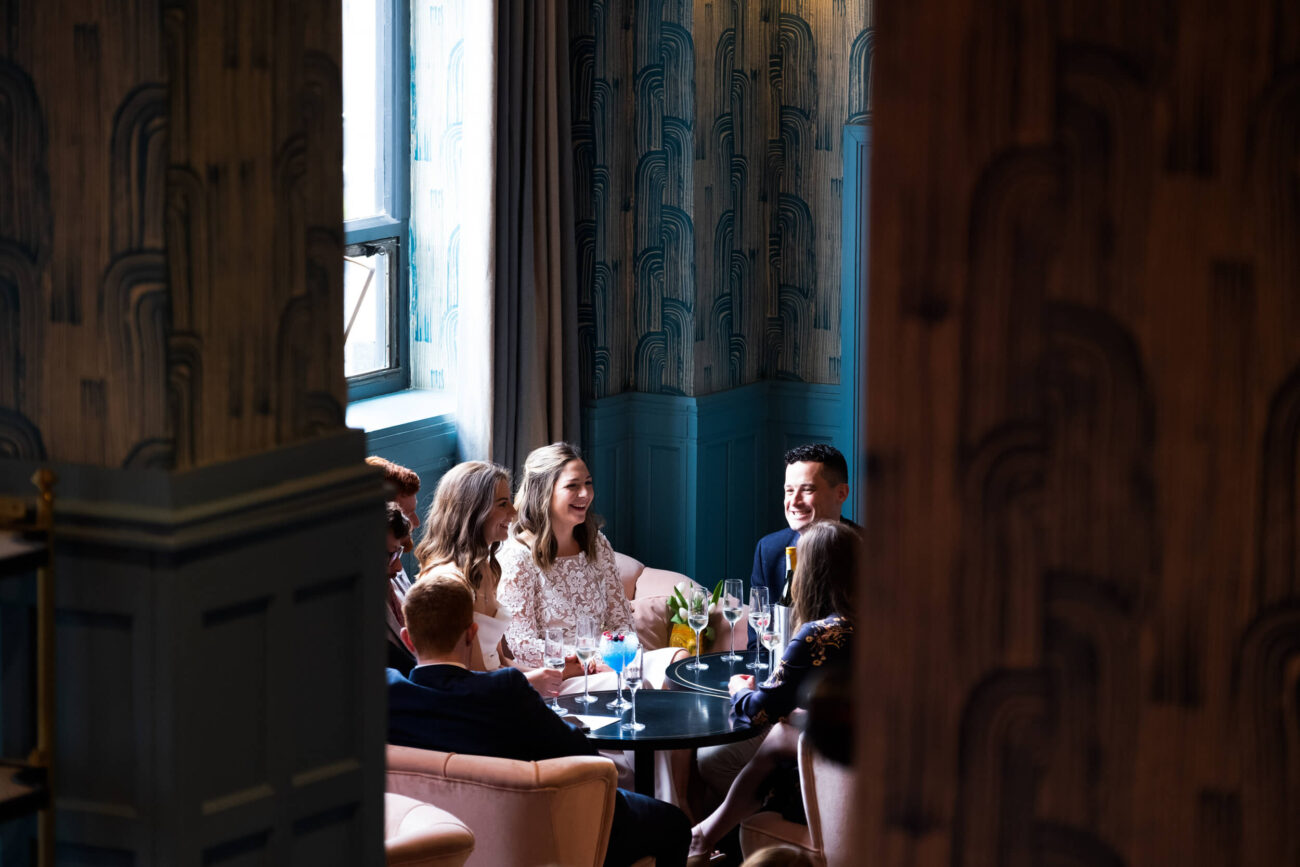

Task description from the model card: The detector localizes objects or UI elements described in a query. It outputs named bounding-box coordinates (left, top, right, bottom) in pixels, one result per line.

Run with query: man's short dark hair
left=784, top=443, right=848, bottom=487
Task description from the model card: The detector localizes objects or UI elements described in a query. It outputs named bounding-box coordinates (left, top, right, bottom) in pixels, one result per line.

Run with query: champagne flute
left=760, top=622, right=783, bottom=680
left=684, top=587, right=710, bottom=671
left=574, top=615, right=598, bottom=705
left=720, top=579, right=745, bottom=662
left=543, top=627, right=568, bottom=715
left=747, top=587, right=770, bottom=670
left=620, top=646, right=645, bottom=731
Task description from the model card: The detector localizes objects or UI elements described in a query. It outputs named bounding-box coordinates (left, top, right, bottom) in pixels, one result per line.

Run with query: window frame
left=343, top=0, right=411, bottom=401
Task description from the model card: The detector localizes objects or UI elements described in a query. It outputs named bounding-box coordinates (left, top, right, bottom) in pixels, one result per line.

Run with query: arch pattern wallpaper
left=0, top=0, right=346, bottom=469
left=570, top=0, right=874, bottom=399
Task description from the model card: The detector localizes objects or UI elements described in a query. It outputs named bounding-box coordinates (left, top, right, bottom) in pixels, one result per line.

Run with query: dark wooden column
left=1, top=3, right=384, bottom=863
left=861, top=2, right=1300, bottom=864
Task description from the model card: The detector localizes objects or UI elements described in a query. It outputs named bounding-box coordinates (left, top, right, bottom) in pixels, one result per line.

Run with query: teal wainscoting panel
left=840, top=123, right=871, bottom=522
left=627, top=394, right=697, bottom=575
left=696, top=384, right=769, bottom=585
left=362, top=413, right=457, bottom=576
left=363, top=414, right=457, bottom=509
left=583, top=392, right=643, bottom=552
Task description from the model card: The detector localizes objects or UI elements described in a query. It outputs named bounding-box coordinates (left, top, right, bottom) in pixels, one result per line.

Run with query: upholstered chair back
left=384, top=792, right=475, bottom=866
left=386, top=745, right=619, bottom=867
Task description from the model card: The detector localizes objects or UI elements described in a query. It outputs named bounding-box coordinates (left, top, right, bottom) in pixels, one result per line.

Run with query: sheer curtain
left=458, top=0, right=580, bottom=469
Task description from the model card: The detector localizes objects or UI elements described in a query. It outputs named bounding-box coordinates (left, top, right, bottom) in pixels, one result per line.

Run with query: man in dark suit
left=387, top=575, right=690, bottom=867
left=747, top=443, right=852, bottom=649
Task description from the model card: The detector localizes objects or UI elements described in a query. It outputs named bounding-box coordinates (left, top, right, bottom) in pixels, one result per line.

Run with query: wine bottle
left=778, top=545, right=796, bottom=607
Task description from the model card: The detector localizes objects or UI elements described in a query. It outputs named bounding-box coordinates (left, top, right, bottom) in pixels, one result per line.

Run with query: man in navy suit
left=746, top=443, right=852, bottom=649
left=387, top=575, right=690, bottom=867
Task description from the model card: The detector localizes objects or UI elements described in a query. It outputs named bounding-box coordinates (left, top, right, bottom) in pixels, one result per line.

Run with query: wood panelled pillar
left=1, top=0, right=346, bottom=470
left=861, top=1, right=1300, bottom=864
left=1, top=3, right=384, bottom=864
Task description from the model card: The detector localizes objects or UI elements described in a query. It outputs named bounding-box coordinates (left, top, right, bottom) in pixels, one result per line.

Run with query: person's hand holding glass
left=747, top=587, right=770, bottom=670
left=720, top=579, right=745, bottom=662
left=543, top=627, right=568, bottom=715
left=684, top=587, right=711, bottom=671
left=620, top=646, right=645, bottom=732
left=574, top=615, right=599, bottom=705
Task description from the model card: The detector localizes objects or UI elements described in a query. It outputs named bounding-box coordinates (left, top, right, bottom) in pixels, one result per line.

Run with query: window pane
left=344, top=242, right=393, bottom=377
left=342, top=0, right=389, bottom=221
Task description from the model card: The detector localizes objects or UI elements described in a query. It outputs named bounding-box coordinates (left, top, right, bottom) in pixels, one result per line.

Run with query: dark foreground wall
left=859, top=1, right=1300, bottom=864
left=0, top=3, right=385, bottom=863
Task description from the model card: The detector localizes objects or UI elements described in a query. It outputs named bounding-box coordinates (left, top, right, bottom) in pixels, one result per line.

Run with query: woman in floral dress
left=497, top=442, right=636, bottom=668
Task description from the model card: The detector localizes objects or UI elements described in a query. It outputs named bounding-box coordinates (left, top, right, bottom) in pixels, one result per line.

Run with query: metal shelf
left=0, top=470, right=56, bottom=865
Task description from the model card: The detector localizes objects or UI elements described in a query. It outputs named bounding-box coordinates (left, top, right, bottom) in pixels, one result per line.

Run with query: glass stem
left=583, top=668, right=590, bottom=701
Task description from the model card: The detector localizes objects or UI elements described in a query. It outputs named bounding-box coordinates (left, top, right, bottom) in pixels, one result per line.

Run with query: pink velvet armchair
left=384, top=792, right=475, bottom=866
left=386, top=744, right=624, bottom=867
left=739, top=734, right=855, bottom=867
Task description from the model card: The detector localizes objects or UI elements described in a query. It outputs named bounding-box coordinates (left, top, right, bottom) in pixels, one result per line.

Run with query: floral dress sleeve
left=732, top=614, right=853, bottom=726
left=497, top=540, right=545, bottom=668
left=594, top=533, right=635, bottom=637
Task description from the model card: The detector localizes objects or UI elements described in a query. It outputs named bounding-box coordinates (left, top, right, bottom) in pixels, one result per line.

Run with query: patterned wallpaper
left=409, top=0, right=464, bottom=392
left=570, top=0, right=874, bottom=399
left=1, top=0, right=347, bottom=469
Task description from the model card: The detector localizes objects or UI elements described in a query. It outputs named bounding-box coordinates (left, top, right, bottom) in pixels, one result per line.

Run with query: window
left=342, top=0, right=409, bottom=399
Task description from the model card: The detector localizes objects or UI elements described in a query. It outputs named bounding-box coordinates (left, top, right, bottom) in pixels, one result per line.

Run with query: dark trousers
left=605, top=788, right=690, bottom=867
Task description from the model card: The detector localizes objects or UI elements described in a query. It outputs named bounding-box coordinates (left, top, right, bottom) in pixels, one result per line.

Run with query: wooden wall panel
left=0, top=0, right=347, bottom=469
left=862, top=1, right=1300, bottom=864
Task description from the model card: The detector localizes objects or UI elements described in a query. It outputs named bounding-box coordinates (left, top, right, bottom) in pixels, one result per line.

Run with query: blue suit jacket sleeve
left=748, top=528, right=794, bottom=650
left=502, top=670, right=599, bottom=760
left=387, top=665, right=596, bottom=762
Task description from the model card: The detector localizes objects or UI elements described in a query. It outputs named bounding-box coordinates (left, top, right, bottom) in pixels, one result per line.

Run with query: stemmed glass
left=720, top=579, right=745, bottom=662
left=620, top=646, right=645, bottom=732
left=684, top=587, right=710, bottom=671
left=601, top=631, right=639, bottom=710
left=543, top=627, right=568, bottom=715
left=574, top=615, right=599, bottom=705
left=760, top=619, right=782, bottom=679
left=747, top=588, right=770, bottom=670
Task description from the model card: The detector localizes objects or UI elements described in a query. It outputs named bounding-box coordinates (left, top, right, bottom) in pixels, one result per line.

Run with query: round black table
left=665, top=649, right=768, bottom=696
left=556, top=689, right=760, bottom=795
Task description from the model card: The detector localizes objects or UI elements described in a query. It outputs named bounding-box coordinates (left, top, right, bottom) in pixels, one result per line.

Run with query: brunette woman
left=687, top=519, right=858, bottom=864
left=414, top=460, right=564, bottom=696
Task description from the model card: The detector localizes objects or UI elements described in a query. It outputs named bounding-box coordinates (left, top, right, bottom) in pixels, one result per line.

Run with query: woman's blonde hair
left=512, top=442, right=602, bottom=570
left=792, top=520, right=860, bottom=630
left=414, top=461, right=511, bottom=590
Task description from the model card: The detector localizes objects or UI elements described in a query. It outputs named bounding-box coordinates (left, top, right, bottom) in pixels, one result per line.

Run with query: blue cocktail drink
left=600, top=632, right=639, bottom=710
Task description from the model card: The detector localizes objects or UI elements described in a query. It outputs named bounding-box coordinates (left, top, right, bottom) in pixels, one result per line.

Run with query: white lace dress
left=497, top=532, right=635, bottom=668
